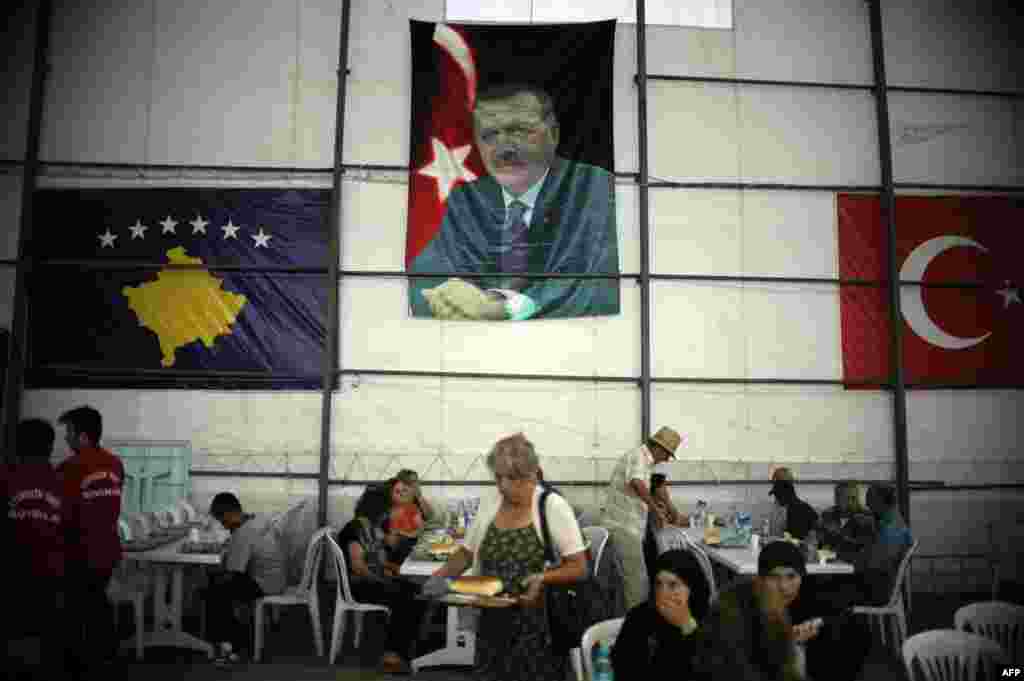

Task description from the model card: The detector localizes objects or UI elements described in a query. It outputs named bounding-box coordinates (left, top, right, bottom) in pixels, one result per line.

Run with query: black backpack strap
left=539, top=487, right=557, bottom=563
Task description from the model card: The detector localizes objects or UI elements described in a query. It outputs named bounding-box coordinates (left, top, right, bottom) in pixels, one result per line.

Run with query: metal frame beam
left=3, top=0, right=52, bottom=462
left=636, top=0, right=652, bottom=442
left=867, top=0, right=911, bottom=523
left=316, top=0, right=352, bottom=527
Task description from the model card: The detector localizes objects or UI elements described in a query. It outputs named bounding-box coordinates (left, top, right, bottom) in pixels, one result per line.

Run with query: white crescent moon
left=899, top=235, right=991, bottom=350
left=434, top=24, right=477, bottom=108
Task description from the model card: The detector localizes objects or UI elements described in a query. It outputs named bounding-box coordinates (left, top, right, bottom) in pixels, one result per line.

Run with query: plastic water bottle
left=762, top=517, right=771, bottom=539
left=593, top=641, right=614, bottom=681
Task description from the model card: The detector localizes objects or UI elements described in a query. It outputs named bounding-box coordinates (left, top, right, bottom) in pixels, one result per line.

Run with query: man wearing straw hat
left=600, top=426, right=684, bottom=609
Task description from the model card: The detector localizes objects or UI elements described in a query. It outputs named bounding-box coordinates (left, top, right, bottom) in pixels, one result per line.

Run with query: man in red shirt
left=2, top=419, right=66, bottom=680
left=57, top=406, right=124, bottom=678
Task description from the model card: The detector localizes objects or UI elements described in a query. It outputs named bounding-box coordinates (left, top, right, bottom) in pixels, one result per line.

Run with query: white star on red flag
left=417, top=137, right=478, bottom=202
left=996, top=281, right=1021, bottom=308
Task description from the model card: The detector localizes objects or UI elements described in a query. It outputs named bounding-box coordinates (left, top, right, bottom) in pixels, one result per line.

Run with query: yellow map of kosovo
left=123, top=246, right=248, bottom=367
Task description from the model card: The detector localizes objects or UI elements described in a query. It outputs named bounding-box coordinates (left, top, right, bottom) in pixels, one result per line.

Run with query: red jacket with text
left=59, top=445, right=125, bottom=574
left=2, top=463, right=65, bottom=580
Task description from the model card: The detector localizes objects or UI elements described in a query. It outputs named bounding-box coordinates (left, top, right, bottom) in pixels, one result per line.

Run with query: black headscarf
left=757, top=539, right=807, bottom=577
left=652, top=549, right=711, bottom=621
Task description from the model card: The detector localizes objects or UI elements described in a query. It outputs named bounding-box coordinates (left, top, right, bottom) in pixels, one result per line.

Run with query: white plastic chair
left=581, top=618, right=624, bottom=681
left=654, top=526, right=717, bottom=605
left=324, top=532, right=392, bottom=663
left=583, top=526, right=610, bottom=579
left=108, top=564, right=152, bottom=660
left=252, top=526, right=330, bottom=662
left=955, top=601, right=1024, bottom=665
left=902, top=629, right=1008, bottom=681
left=852, top=539, right=919, bottom=651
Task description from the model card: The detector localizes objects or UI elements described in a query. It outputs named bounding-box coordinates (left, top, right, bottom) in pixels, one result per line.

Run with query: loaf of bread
left=450, top=576, right=504, bottom=597
left=428, top=541, right=461, bottom=556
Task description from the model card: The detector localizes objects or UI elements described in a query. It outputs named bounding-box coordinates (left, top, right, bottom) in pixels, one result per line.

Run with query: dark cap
left=757, top=540, right=807, bottom=577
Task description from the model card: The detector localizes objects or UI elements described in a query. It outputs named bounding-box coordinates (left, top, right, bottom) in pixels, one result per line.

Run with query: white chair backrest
left=178, top=499, right=198, bottom=522
left=325, top=531, right=358, bottom=603
left=886, top=539, right=919, bottom=608
left=653, top=527, right=717, bottom=606
left=583, top=526, right=610, bottom=578
left=581, top=617, right=624, bottom=681
left=955, top=601, right=1024, bottom=664
left=294, top=527, right=331, bottom=594
left=902, top=630, right=1008, bottom=681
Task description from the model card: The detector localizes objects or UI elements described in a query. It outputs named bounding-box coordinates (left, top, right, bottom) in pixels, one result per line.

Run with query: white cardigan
left=464, top=485, right=586, bottom=576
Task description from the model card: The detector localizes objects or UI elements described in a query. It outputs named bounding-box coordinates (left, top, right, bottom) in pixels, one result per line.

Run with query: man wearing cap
left=696, top=541, right=870, bottom=681
left=600, top=426, right=683, bottom=609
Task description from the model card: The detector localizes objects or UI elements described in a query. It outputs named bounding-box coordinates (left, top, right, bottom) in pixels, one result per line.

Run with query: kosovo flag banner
left=28, top=188, right=328, bottom=388
left=405, top=20, right=620, bottom=321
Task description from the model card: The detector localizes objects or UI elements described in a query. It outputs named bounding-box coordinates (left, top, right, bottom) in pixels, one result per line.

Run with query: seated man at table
left=825, top=483, right=913, bottom=609
left=818, top=482, right=874, bottom=555
left=768, top=479, right=818, bottom=541
left=206, top=492, right=287, bottom=665
left=694, top=541, right=870, bottom=681
left=2, top=419, right=66, bottom=681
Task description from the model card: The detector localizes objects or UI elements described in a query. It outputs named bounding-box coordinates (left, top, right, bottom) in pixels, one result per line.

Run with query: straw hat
left=648, top=426, right=682, bottom=459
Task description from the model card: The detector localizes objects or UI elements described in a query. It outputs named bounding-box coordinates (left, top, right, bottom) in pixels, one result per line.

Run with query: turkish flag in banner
left=838, top=194, right=1024, bottom=387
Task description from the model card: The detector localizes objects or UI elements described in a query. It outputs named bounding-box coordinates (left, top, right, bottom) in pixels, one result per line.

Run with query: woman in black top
left=611, top=549, right=710, bottom=681
left=336, top=491, right=425, bottom=674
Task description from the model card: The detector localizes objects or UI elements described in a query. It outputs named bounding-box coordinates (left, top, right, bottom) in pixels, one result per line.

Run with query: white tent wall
left=2, top=0, right=1022, bottom=592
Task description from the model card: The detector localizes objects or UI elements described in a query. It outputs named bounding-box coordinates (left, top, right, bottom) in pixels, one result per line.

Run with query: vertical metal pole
left=867, top=0, right=910, bottom=523
left=3, top=0, right=53, bottom=462
left=636, top=0, right=652, bottom=441
left=318, top=0, right=351, bottom=527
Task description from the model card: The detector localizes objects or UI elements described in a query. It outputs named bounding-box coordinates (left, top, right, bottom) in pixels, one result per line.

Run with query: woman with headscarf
left=428, top=433, right=587, bottom=681
left=611, top=549, right=710, bottom=680
left=693, top=541, right=807, bottom=681
left=693, top=540, right=869, bottom=681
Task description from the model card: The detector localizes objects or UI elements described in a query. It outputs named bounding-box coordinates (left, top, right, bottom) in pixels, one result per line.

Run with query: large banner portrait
left=405, top=20, right=619, bottom=321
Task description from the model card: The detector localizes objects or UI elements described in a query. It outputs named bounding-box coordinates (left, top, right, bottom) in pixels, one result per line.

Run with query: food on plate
left=450, top=576, right=504, bottom=597
left=428, top=538, right=461, bottom=556
left=703, top=526, right=721, bottom=545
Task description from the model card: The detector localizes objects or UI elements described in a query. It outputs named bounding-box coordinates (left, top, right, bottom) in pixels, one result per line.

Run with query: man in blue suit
left=409, top=83, right=619, bottom=321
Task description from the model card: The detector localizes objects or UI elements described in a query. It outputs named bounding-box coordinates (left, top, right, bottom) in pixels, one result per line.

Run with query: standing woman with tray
left=427, top=433, right=587, bottom=681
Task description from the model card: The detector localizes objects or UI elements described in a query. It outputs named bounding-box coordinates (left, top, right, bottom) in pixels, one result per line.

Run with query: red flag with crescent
left=405, top=24, right=482, bottom=267
left=838, top=194, right=1024, bottom=387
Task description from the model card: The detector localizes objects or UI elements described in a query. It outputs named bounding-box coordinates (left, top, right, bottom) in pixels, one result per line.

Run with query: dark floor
left=7, top=583, right=1022, bottom=681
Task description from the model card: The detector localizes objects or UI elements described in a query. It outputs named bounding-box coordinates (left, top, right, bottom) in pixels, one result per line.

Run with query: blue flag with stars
left=28, top=188, right=328, bottom=388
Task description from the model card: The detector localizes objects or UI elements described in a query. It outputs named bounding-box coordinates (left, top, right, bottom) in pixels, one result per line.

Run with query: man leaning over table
left=206, top=492, right=287, bottom=665
left=600, top=426, right=683, bottom=610
left=58, top=405, right=125, bottom=679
